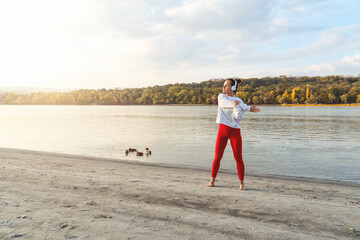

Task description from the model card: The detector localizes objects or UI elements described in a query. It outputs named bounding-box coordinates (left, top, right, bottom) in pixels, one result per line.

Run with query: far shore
left=1, top=103, right=360, bottom=107
left=1, top=147, right=359, bottom=239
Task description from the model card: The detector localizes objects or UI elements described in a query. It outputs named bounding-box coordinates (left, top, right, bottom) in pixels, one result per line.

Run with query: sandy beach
left=0, top=148, right=359, bottom=239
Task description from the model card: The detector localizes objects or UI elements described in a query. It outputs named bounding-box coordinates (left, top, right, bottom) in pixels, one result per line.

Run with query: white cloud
left=285, top=25, right=360, bottom=59
left=165, top=0, right=274, bottom=33
left=143, top=0, right=339, bottom=69
left=275, top=54, right=360, bottom=76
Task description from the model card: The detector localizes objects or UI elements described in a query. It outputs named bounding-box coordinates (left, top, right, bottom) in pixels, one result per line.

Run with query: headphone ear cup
left=231, top=80, right=237, bottom=91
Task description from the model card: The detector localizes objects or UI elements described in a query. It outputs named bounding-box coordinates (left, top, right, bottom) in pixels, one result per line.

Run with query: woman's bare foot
left=206, top=178, right=215, bottom=187
left=206, top=182, right=215, bottom=187
left=239, top=181, right=247, bottom=190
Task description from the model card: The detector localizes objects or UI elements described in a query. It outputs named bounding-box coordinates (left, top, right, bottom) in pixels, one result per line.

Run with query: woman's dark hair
left=227, top=78, right=242, bottom=93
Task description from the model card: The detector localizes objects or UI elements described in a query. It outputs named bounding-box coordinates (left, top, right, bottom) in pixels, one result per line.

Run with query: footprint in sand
left=11, top=233, right=28, bottom=238
left=94, top=214, right=112, bottom=219
left=86, top=200, right=97, bottom=206
left=60, top=223, right=77, bottom=230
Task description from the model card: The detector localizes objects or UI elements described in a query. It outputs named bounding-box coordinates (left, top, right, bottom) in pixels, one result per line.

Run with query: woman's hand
left=250, top=105, right=261, bottom=113
left=232, top=100, right=240, bottom=107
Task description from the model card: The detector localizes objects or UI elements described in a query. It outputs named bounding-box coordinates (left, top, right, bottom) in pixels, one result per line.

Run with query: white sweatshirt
left=216, top=93, right=250, bottom=129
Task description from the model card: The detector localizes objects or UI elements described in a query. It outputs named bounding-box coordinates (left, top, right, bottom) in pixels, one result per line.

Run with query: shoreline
left=1, top=147, right=359, bottom=239
left=282, top=103, right=360, bottom=107
left=2, top=147, right=359, bottom=187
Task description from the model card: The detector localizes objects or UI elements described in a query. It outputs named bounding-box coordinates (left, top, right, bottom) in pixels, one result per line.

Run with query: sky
left=0, top=0, right=359, bottom=89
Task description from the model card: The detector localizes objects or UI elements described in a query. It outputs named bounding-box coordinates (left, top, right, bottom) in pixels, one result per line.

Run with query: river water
left=1, top=105, right=359, bottom=183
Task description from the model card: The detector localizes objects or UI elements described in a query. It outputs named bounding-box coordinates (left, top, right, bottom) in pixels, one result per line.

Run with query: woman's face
left=223, top=80, right=233, bottom=96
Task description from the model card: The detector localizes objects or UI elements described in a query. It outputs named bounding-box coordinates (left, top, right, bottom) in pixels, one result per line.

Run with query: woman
left=207, top=78, right=260, bottom=190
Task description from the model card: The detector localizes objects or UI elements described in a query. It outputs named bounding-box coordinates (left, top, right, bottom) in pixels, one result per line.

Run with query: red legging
left=211, top=124, right=245, bottom=181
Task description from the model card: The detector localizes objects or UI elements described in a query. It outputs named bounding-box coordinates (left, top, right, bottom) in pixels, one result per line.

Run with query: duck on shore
left=126, top=148, right=151, bottom=157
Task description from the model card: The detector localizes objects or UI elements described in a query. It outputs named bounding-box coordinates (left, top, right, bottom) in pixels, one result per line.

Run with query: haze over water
left=1, top=105, right=359, bottom=183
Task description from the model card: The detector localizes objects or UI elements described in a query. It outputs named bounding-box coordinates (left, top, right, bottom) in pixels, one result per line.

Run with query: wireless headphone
left=231, top=79, right=237, bottom=91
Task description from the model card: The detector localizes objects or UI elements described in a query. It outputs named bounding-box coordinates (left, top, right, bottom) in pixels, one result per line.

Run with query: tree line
left=1, top=75, right=360, bottom=105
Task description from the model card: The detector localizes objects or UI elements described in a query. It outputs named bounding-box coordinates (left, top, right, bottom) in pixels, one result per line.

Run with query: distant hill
left=1, top=76, right=360, bottom=105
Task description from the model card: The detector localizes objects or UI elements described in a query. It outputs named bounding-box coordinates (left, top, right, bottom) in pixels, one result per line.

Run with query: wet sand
left=0, top=148, right=359, bottom=239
